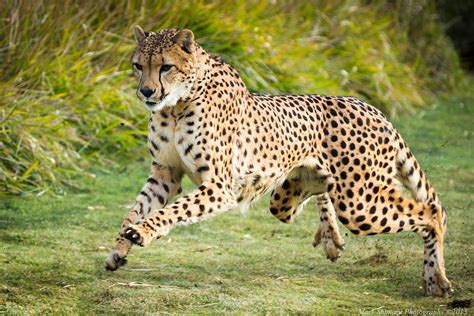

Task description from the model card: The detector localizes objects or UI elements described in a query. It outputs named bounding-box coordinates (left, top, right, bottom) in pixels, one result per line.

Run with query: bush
left=0, top=0, right=465, bottom=195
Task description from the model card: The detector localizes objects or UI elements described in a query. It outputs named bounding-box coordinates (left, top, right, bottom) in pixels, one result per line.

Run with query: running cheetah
left=104, top=27, right=452, bottom=297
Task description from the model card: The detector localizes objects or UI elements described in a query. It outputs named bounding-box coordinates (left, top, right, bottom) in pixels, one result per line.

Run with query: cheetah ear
left=133, top=25, right=148, bottom=44
left=173, top=29, right=194, bottom=53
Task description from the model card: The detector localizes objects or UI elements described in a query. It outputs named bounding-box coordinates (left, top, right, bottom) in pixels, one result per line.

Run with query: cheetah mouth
left=144, top=93, right=169, bottom=109
left=145, top=101, right=157, bottom=107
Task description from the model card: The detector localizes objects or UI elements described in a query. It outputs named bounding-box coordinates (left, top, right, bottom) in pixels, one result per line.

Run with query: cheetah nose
left=140, top=87, right=156, bottom=98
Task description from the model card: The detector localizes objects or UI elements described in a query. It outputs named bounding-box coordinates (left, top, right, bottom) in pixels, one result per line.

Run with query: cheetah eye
left=160, top=64, right=173, bottom=72
left=133, top=63, right=143, bottom=71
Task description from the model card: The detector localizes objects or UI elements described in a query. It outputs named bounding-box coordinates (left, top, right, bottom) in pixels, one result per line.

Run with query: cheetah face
left=132, top=26, right=197, bottom=112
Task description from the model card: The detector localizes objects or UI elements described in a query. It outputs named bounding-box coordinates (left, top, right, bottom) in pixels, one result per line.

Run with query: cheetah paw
left=313, top=229, right=345, bottom=262
left=423, top=271, right=453, bottom=297
left=104, top=251, right=128, bottom=271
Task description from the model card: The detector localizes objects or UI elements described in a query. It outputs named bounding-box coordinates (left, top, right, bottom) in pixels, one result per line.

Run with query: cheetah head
left=131, top=26, right=198, bottom=112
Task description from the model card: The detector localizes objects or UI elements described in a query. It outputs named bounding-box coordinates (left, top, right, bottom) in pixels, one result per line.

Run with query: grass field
left=1, top=96, right=473, bottom=314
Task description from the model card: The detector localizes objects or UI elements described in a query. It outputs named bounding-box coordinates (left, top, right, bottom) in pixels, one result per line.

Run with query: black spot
left=380, top=218, right=388, bottom=226
left=355, top=215, right=366, bottom=222
left=338, top=216, right=349, bottom=224
left=338, top=202, right=347, bottom=211
left=359, top=223, right=371, bottom=231
left=197, top=165, right=210, bottom=173
left=147, top=178, right=158, bottom=185
left=157, top=194, right=165, bottom=204
left=184, top=144, right=193, bottom=155
left=140, top=191, right=151, bottom=203
left=347, top=189, right=354, bottom=198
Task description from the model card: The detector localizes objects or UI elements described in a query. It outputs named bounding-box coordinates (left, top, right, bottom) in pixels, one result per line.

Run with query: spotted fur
left=104, top=27, right=452, bottom=297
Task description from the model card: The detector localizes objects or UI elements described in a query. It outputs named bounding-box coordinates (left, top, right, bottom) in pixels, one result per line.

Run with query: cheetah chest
left=147, top=112, right=203, bottom=184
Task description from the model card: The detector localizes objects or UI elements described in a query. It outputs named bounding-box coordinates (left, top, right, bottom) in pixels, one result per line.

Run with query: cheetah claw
left=327, top=254, right=341, bottom=262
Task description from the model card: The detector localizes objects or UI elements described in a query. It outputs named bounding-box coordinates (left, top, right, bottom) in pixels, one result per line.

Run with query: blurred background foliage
left=436, top=0, right=474, bottom=71
left=0, top=0, right=469, bottom=195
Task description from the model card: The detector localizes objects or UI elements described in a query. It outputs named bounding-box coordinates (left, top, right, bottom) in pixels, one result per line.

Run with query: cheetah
left=104, top=26, right=452, bottom=297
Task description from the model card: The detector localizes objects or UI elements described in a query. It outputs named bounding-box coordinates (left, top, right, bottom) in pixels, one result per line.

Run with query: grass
left=0, top=0, right=466, bottom=195
left=1, top=96, right=472, bottom=314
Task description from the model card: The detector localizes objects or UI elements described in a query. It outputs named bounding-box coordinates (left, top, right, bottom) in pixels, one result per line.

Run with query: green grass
left=1, top=97, right=472, bottom=314
left=0, top=0, right=466, bottom=195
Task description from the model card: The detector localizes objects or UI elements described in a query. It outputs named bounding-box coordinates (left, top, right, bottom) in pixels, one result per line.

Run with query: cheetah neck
left=172, top=47, right=250, bottom=122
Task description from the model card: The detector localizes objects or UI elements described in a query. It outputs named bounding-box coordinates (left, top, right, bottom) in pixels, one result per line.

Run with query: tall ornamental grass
left=0, top=0, right=465, bottom=195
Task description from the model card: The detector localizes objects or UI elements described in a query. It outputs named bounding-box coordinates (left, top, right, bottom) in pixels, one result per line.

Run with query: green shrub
left=0, top=0, right=465, bottom=195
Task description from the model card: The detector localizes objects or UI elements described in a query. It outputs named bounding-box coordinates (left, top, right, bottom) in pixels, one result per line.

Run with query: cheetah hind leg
left=313, top=193, right=345, bottom=262
left=415, top=209, right=452, bottom=297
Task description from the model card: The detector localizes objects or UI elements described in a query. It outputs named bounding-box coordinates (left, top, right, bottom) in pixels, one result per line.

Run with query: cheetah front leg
left=104, top=165, right=183, bottom=271
left=313, top=193, right=345, bottom=262
left=124, top=182, right=237, bottom=248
